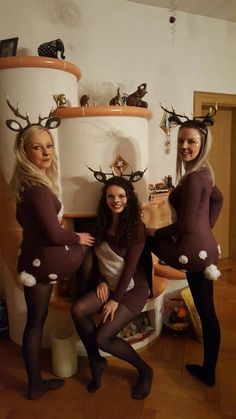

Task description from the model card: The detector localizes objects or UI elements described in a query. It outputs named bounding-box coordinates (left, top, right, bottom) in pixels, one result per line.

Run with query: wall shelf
left=54, top=105, right=152, bottom=120
left=0, top=56, right=81, bottom=80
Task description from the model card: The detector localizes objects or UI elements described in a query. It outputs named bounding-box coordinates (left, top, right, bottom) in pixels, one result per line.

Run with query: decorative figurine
left=38, top=39, right=65, bottom=59
left=121, top=92, right=129, bottom=106
left=79, top=94, right=90, bottom=107
left=53, top=94, right=67, bottom=108
left=126, top=83, right=148, bottom=108
left=109, top=87, right=121, bottom=106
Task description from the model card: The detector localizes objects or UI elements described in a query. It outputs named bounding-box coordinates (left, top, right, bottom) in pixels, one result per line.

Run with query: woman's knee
left=71, top=301, right=84, bottom=320
left=71, top=298, right=92, bottom=321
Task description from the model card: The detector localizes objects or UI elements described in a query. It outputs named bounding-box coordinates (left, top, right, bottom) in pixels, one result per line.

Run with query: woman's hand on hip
left=76, top=232, right=95, bottom=246
left=102, top=299, right=119, bottom=323
left=96, top=281, right=109, bottom=303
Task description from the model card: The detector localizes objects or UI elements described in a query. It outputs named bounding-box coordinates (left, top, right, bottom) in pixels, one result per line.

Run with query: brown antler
left=6, top=97, right=61, bottom=132
left=160, top=103, right=217, bottom=128
left=87, top=164, right=147, bottom=183
left=193, top=104, right=218, bottom=121
left=6, top=96, right=31, bottom=126
left=160, top=104, right=190, bottom=121
left=38, top=107, right=54, bottom=125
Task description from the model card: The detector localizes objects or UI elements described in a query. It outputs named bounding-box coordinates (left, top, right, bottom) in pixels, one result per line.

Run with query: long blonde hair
left=10, top=125, right=59, bottom=202
left=176, top=122, right=215, bottom=185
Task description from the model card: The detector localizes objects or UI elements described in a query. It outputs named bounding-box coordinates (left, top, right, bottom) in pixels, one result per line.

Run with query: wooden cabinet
left=142, top=192, right=171, bottom=229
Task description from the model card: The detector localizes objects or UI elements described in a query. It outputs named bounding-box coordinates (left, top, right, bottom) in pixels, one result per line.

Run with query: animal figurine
left=38, top=39, right=65, bottom=59
left=126, top=83, right=148, bottom=108
left=121, top=92, right=129, bottom=106
left=80, top=94, right=90, bottom=107
left=109, top=87, right=121, bottom=106
left=53, top=94, right=67, bottom=108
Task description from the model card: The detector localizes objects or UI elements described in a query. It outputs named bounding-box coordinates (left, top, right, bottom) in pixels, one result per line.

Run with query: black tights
left=71, top=291, right=153, bottom=399
left=23, top=283, right=63, bottom=399
left=186, top=272, right=221, bottom=385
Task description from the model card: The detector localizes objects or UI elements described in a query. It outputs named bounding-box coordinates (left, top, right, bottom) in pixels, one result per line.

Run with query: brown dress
left=149, top=167, right=223, bottom=273
left=17, top=185, right=86, bottom=284
left=95, top=222, right=150, bottom=315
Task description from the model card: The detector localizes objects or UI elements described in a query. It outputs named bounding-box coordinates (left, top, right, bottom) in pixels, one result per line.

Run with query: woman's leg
left=75, top=248, right=96, bottom=298
left=71, top=291, right=106, bottom=392
left=23, top=283, right=64, bottom=399
left=186, top=272, right=221, bottom=386
left=96, top=304, right=153, bottom=399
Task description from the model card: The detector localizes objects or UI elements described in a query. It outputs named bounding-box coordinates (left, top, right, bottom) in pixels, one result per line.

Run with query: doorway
left=194, top=91, right=236, bottom=259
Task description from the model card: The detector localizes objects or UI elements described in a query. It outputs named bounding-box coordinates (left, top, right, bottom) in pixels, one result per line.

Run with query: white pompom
left=32, top=258, right=41, bottom=267
left=199, top=250, right=207, bottom=260
left=204, top=264, right=221, bottom=281
left=48, top=273, right=58, bottom=280
left=178, top=255, right=188, bottom=264
left=18, top=271, right=37, bottom=287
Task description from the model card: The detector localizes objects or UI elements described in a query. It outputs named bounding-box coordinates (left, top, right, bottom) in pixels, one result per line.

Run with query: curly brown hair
left=96, top=176, right=141, bottom=248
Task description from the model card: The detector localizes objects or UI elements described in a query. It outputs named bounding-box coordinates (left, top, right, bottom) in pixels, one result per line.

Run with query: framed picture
left=0, top=37, right=18, bottom=58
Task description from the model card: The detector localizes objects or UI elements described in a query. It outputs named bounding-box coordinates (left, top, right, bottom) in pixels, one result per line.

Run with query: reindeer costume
left=6, top=99, right=93, bottom=400
left=71, top=174, right=153, bottom=400
left=145, top=105, right=223, bottom=387
left=6, top=98, right=90, bottom=287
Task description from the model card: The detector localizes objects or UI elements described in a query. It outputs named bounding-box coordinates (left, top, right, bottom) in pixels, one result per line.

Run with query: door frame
left=194, top=91, right=236, bottom=259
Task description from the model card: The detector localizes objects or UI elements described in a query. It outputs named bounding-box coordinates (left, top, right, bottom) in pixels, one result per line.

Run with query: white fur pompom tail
left=204, top=264, right=221, bottom=281
left=18, top=271, right=37, bottom=287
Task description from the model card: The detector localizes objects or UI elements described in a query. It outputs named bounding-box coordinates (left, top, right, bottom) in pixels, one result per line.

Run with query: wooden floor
left=0, top=259, right=236, bottom=419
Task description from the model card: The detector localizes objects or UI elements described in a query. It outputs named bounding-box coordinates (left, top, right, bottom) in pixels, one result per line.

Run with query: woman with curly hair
left=71, top=176, right=153, bottom=400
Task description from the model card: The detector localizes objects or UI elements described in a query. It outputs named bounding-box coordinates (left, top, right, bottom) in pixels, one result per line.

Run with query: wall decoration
left=169, top=0, right=177, bottom=42
left=109, top=87, right=121, bottom=106
left=53, top=94, right=67, bottom=108
left=0, top=37, right=18, bottom=57
left=126, top=83, right=148, bottom=108
left=80, top=94, right=90, bottom=107
left=159, top=110, right=174, bottom=153
left=111, top=155, right=129, bottom=176
left=38, top=39, right=65, bottom=59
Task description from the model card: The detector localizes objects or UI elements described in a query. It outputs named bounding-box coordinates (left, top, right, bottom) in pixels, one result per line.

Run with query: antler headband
left=160, top=104, right=217, bottom=129
left=5, top=97, right=61, bottom=133
left=87, top=165, right=147, bottom=184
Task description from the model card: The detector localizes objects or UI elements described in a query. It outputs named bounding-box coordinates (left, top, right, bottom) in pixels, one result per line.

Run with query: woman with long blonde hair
left=8, top=117, right=94, bottom=399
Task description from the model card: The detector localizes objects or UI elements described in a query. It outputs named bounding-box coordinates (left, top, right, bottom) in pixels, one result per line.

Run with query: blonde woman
left=9, top=119, right=94, bottom=399
left=146, top=109, right=223, bottom=387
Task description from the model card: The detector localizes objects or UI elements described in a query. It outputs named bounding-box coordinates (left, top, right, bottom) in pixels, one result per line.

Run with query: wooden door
left=194, top=92, right=236, bottom=259
left=208, top=110, right=231, bottom=258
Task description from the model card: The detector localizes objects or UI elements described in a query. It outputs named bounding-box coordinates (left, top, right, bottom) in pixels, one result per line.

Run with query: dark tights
left=186, top=271, right=221, bottom=386
left=71, top=291, right=153, bottom=399
left=23, top=283, right=63, bottom=399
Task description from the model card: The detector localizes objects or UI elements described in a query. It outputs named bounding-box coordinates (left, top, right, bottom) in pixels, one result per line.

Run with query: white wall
left=1, top=0, right=236, bottom=184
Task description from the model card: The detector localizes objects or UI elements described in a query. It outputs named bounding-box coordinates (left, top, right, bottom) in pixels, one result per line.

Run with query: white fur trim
left=204, top=264, right=221, bottom=281
left=178, top=255, right=188, bottom=264
left=32, top=258, right=41, bottom=267
left=48, top=273, right=58, bottom=280
left=95, top=241, right=134, bottom=292
left=19, top=271, right=37, bottom=287
left=199, top=250, right=207, bottom=260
